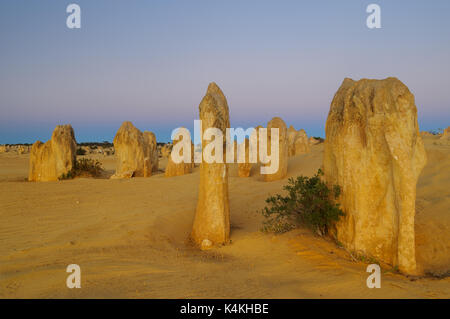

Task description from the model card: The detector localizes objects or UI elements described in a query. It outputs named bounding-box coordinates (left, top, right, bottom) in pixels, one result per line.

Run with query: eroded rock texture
left=165, top=128, right=193, bottom=177
left=238, top=138, right=252, bottom=177
left=29, top=125, right=77, bottom=182
left=192, top=83, right=230, bottom=248
left=440, top=126, right=450, bottom=140
left=293, top=129, right=310, bottom=155
left=112, top=121, right=155, bottom=178
left=144, top=131, right=159, bottom=172
left=263, top=117, right=288, bottom=182
left=323, top=77, right=427, bottom=274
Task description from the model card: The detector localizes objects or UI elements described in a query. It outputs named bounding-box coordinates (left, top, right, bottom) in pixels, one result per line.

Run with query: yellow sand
left=0, top=137, right=449, bottom=298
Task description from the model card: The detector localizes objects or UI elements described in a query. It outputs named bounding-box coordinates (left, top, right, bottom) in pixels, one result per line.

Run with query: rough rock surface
left=28, top=125, right=77, bottom=182
left=440, top=126, right=450, bottom=139
left=263, top=117, right=288, bottom=182
left=160, top=144, right=172, bottom=158
left=323, top=77, right=427, bottom=275
left=111, top=121, right=155, bottom=178
left=144, top=131, right=159, bottom=172
left=293, top=129, right=310, bottom=155
left=165, top=129, right=193, bottom=177
left=238, top=138, right=252, bottom=177
left=17, top=145, right=29, bottom=154
left=309, top=137, right=321, bottom=145
left=254, top=125, right=263, bottom=164
left=192, top=83, right=230, bottom=248
left=287, top=126, right=297, bottom=156
left=2, top=145, right=31, bottom=154
left=288, top=127, right=310, bottom=156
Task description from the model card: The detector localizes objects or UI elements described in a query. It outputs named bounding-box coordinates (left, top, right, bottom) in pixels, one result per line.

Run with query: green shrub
left=261, top=169, right=344, bottom=235
left=59, top=158, right=104, bottom=180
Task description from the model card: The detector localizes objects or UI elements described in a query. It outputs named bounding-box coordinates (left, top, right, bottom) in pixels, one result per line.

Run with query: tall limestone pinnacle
left=323, top=77, right=427, bottom=275
left=191, top=82, right=231, bottom=249
left=198, top=82, right=230, bottom=132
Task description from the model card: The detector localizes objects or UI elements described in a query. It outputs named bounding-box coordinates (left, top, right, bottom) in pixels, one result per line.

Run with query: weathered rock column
left=293, top=129, right=310, bottom=155
left=287, top=125, right=297, bottom=157
left=112, top=121, right=154, bottom=178
left=144, top=131, right=159, bottom=173
left=165, top=128, right=193, bottom=177
left=191, top=83, right=230, bottom=249
left=323, top=77, right=427, bottom=274
left=263, top=117, right=288, bottom=182
left=28, top=124, right=77, bottom=182
left=238, top=138, right=252, bottom=177
left=440, top=126, right=450, bottom=140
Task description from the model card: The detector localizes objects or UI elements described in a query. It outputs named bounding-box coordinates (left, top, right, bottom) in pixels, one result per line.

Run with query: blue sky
left=0, top=0, right=449, bottom=143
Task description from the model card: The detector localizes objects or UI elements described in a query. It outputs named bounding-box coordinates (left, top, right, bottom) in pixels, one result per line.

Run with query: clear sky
left=0, top=0, right=449, bottom=143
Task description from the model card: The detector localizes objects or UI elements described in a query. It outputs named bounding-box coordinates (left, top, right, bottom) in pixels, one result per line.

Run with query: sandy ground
left=0, top=137, right=449, bottom=298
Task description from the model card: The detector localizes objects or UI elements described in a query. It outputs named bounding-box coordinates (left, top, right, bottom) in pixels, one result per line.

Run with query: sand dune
left=0, top=138, right=449, bottom=298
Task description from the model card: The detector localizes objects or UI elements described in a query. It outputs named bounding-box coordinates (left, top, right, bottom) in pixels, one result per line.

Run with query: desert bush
left=261, top=169, right=344, bottom=235
left=73, top=158, right=104, bottom=177
left=59, top=158, right=104, bottom=180
left=427, top=129, right=445, bottom=135
left=78, top=141, right=113, bottom=148
left=76, top=147, right=87, bottom=155
left=313, top=136, right=325, bottom=143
